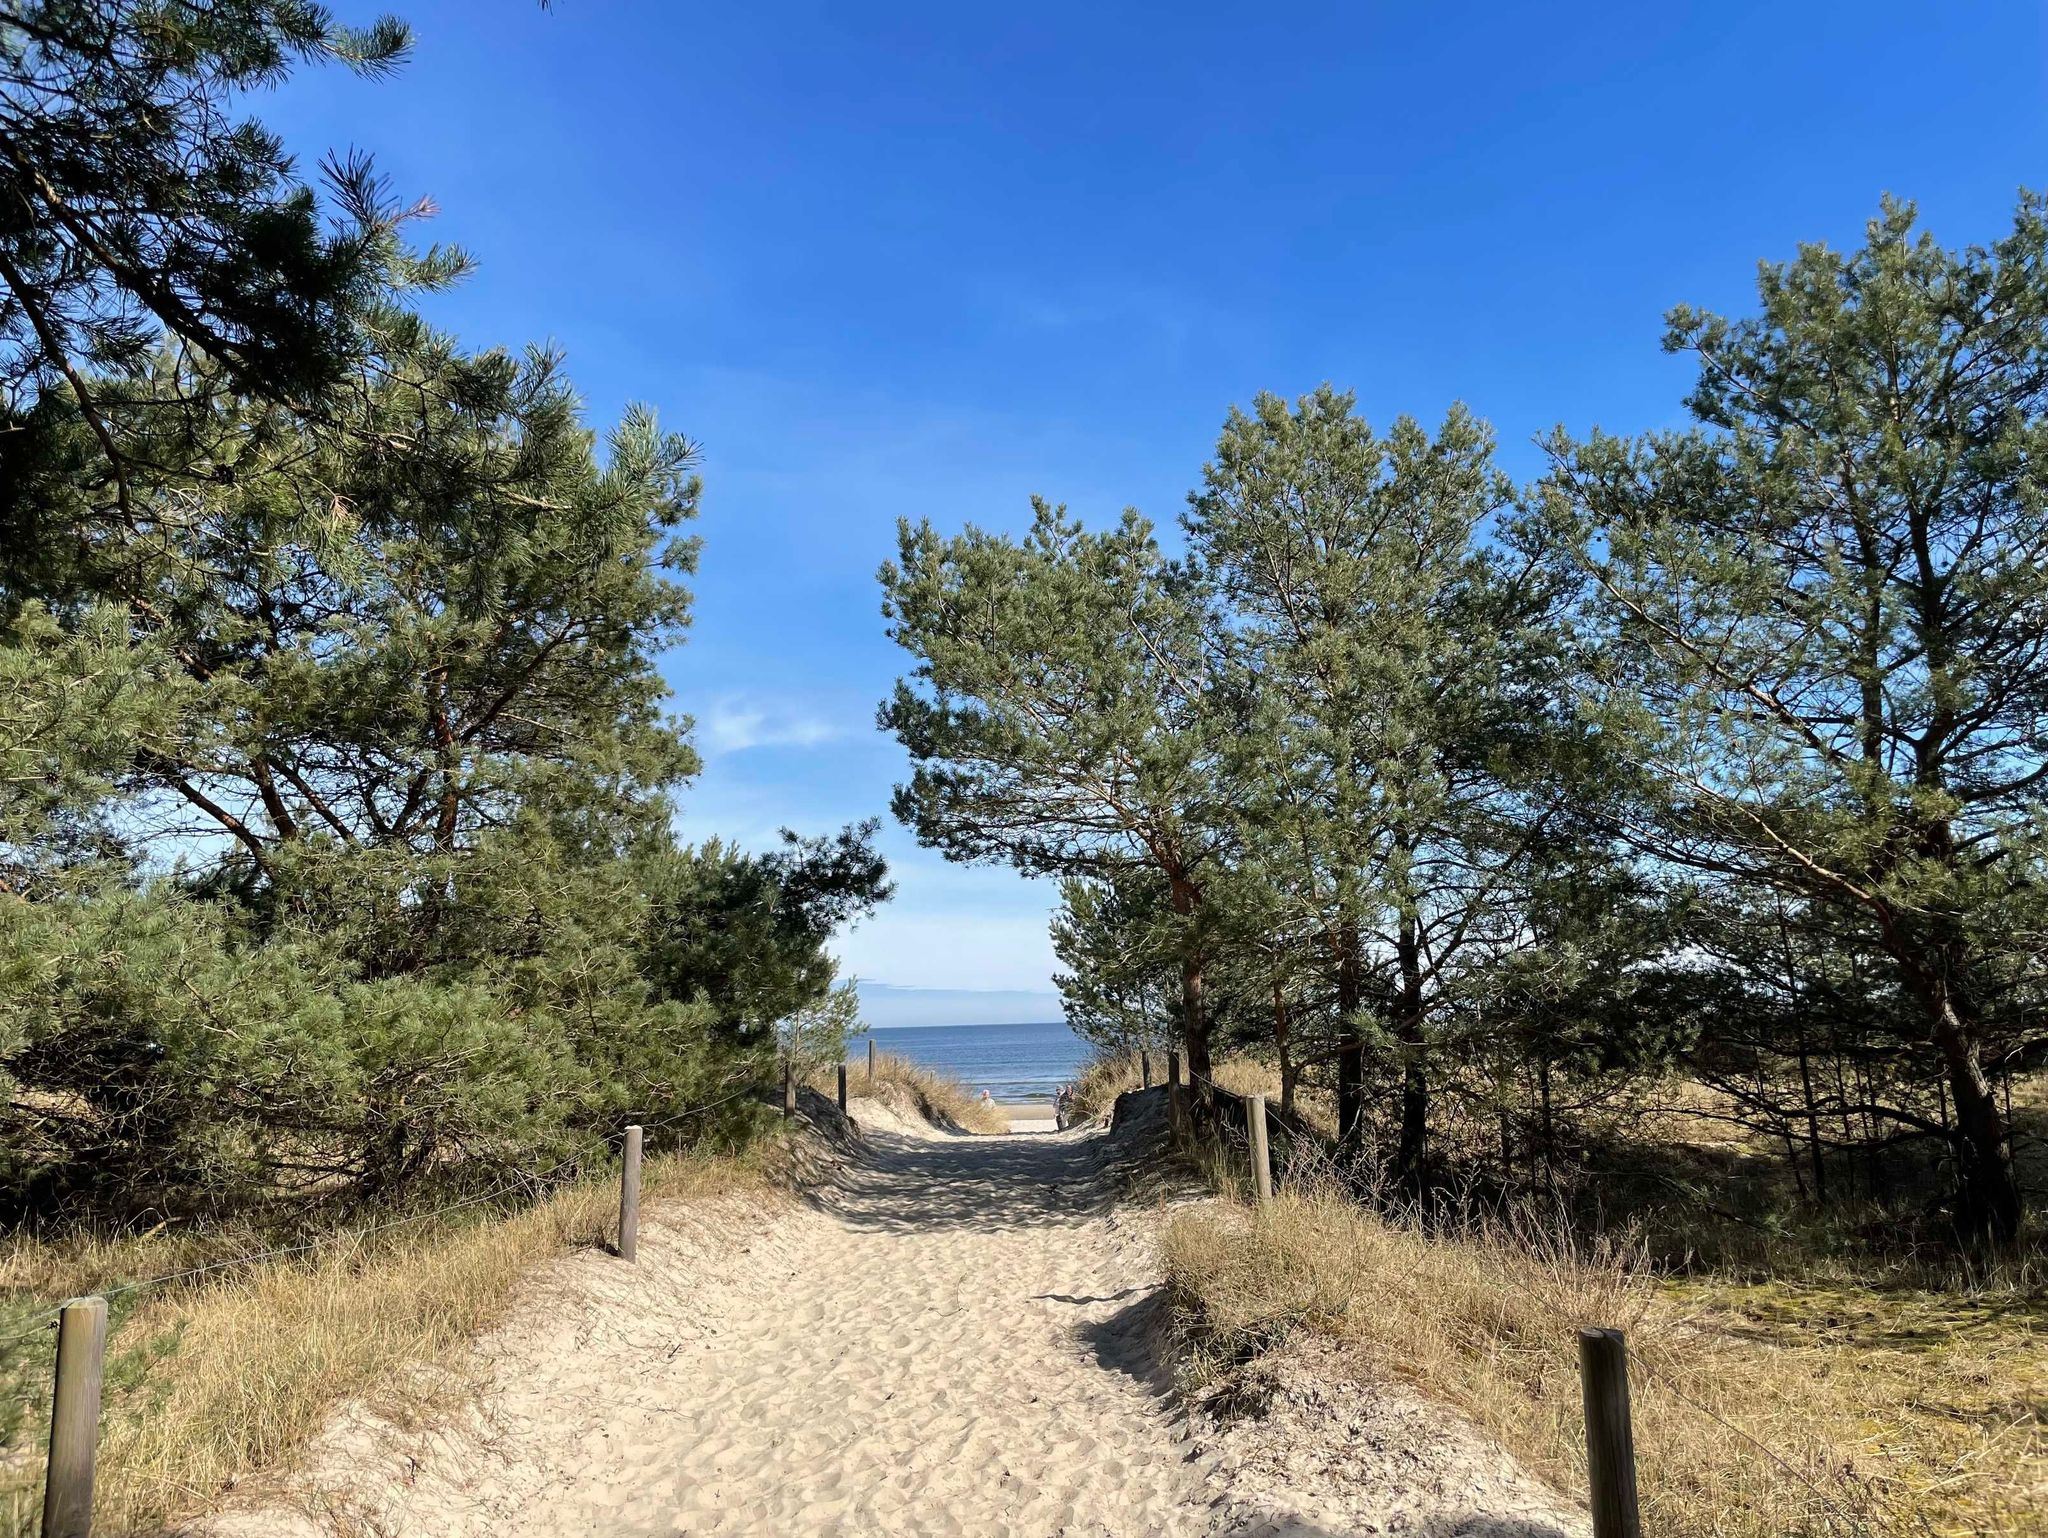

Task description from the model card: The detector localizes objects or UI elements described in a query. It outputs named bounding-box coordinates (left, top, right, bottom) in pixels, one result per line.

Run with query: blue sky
left=265, top=1, right=2048, bottom=1025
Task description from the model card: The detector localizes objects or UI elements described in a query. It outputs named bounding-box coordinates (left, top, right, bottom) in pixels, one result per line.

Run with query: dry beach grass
left=190, top=1086, right=1592, bottom=1537
left=818, top=1048, right=1011, bottom=1135
left=0, top=1148, right=780, bottom=1537
left=1155, top=1064, right=2048, bottom=1538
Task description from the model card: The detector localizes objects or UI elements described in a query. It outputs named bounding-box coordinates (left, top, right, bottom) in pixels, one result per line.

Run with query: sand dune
left=206, top=1103, right=1585, bottom=1537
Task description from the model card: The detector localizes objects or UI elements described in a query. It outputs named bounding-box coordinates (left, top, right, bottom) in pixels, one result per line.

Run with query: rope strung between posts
left=1626, top=1347, right=1876, bottom=1533
left=0, top=1072, right=766, bottom=1347
left=1181, top=1065, right=1317, bottom=1140
left=1179, top=1067, right=1260, bottom=1166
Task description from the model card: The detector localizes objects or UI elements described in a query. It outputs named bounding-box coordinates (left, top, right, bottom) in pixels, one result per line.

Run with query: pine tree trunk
left=1780, top=1114, right=1810, bottom=1204
left=1796, top=1033, right=1827, bottom=1204
left=1884, top=899, right=2021, bottom=1243
left=1831, top=1040, right=1858, bottom=1199
left=1169, top=875, right=1213, bottom=1098
left=1930, top=990, right=2019, bottom=1243
left=1394, top=905, right=1427, bottom=1192
left=1272, top=978, right=1297, bottom=1119
left=1180, top=951, right=1210, bottom=1083
left=1335, top=920, right=1364, bottom=1145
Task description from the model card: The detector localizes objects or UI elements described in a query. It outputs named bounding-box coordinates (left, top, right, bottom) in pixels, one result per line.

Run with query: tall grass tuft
left=828, top=1050, right=1010, bottom=1134
left=0, top=1150, right=776, bottom=1537
left=1163, top=1157, right=2043, bottom=1538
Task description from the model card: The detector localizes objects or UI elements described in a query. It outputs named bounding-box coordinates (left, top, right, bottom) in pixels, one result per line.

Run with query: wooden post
left=867, top=1037, right=877, bottom=1085
left=1166, top=1050, right=1182, bottom=1135
left=1578, top=1327, right=1642, bottom=1538
left=837, top=1062, right=848, bottom=1112
left=1249, top=1093, right=1273, bottom=1205
left=1141, top=1050, right=1152, bottom=1088
left=616, top=1125, right=643, bottom=1264
left=783, top=1063, right=795, bottom=1119
left=41, top=1295, right=106, bottom=1538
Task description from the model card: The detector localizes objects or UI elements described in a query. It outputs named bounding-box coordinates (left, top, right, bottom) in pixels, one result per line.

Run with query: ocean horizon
left=848, top=1019, right=1092, bottom=1104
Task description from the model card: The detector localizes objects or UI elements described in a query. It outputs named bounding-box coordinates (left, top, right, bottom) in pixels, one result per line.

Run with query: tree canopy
left=883, top=196, right=2048, bottom=1245
left=0, top=2, right=890, bottom=1224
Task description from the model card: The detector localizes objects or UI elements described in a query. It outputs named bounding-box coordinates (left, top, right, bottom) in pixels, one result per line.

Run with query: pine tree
left=1050, top=870, right=1181, bottom=1056
left=1544, top=195, right=2048, bottom=1242
left=880, top=500, right=1232, bottom=1082
left=0, top=4, right=895, bottom=1222
left=1186, top=388, right=1582, bottom=1184
left=0, top=1, right=440, bottom=541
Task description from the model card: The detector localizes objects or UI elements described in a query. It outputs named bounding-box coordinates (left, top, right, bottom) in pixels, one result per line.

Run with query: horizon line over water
left=874, top=1017, right=1068, bottom=1029
left=849, top=1019, right=1090, bottom=1105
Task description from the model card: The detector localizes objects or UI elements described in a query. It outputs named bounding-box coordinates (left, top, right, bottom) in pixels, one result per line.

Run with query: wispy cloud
left=981, top=279, right=1209, bottom=358
left=701, top=696, right=843, bottom=756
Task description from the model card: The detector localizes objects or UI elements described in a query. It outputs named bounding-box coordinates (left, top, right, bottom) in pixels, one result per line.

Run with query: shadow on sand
left=815, top=1124, right=1115, bottom=1234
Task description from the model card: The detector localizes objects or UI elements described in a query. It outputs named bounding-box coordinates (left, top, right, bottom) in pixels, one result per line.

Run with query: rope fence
left=1157, top=1052, right=1878, bottom=1538
left=12, top=1070, right=770, bottom=1536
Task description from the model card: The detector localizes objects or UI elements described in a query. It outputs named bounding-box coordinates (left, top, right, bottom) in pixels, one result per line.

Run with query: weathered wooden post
left=782, top=1063, right=795, bottom=1118
left=1166, top=1050, right=1182, bottom=1136
left=41, top=1294, right=107, bottom=1538
left=1141, top=1050, right=1152, bottom=1088
left=1578, top=1327, right=1642, bottom=1538
left=1248, top=1093, right=1274, bottom=1205
left=867, top=1037, right=877, bottom=1085
left=616, top=1125, right=643, bottom=1263
left=837, top=1062, right=849, bottom=1112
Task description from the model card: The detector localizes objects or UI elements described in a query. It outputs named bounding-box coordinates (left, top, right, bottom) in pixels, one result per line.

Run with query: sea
left=849, top=1020, right=1092, bottom=1105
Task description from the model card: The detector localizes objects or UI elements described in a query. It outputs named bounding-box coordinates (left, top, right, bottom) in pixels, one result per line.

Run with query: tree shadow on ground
left=1066, top=1286, right=1176, bottom=1399
left=812, top=1125, right=1117, bottom=1234
left=1220, top=1514, right=1576, bottom=1538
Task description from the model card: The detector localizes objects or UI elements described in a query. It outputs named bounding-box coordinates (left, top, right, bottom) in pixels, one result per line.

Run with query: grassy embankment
left=0, top=1051, right=1006, bottom=1535
left=819, top=1048, right=1011, bottom=1134
left=1083, top=1048, right=2045, bottom=1538
left=0, top=1135, right=803, bottom=1537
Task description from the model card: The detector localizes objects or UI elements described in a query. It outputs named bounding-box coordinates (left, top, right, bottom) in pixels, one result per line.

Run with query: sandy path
left=604, top=1114, right=1224, bottom=1536
left=221, top=1110, right=1226, bottom=1538
left=212, top=1103, right=1589, bottom=1538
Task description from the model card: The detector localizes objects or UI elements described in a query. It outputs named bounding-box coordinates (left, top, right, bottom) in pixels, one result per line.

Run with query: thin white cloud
left=700, top=696, right=843, bottom=756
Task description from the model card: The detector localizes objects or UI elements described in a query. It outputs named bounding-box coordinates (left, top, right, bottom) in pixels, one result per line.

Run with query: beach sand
left=999, top=1101, right=1058, bottom=1133
left=210, top=1106, right=1221, bottom=1536
left=205, top=1098, right=1586, bottom=1537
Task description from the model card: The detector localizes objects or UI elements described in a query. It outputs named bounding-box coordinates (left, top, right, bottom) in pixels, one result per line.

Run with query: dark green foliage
left=637, top=821, right=893, bottom=1047
left=882, top=200, right=2048, bottom=1246
left=0, top=1, right=452, bottom=548
left=0, top=5, right=889, bottom=1226
left=1541, top=195, right=2048, bottom=1240
left=0, top=1, right=414, bottom=396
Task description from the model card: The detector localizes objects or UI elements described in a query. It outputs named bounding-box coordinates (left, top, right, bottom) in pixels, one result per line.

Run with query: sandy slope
left=206, top=1103, right=1586, bottom=1537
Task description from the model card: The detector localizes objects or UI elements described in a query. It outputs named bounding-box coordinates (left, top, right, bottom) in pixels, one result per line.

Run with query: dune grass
left=1065, top=1049, right=1149, bottom=1124
left=1067, top=1048, right=1339, bottom=1135
left=826, top=1048, right=1009, bottom=1134
left=0, top=1146, right=781, bottom=1537
left=1162, top=1102, right=2046, bottom=1538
